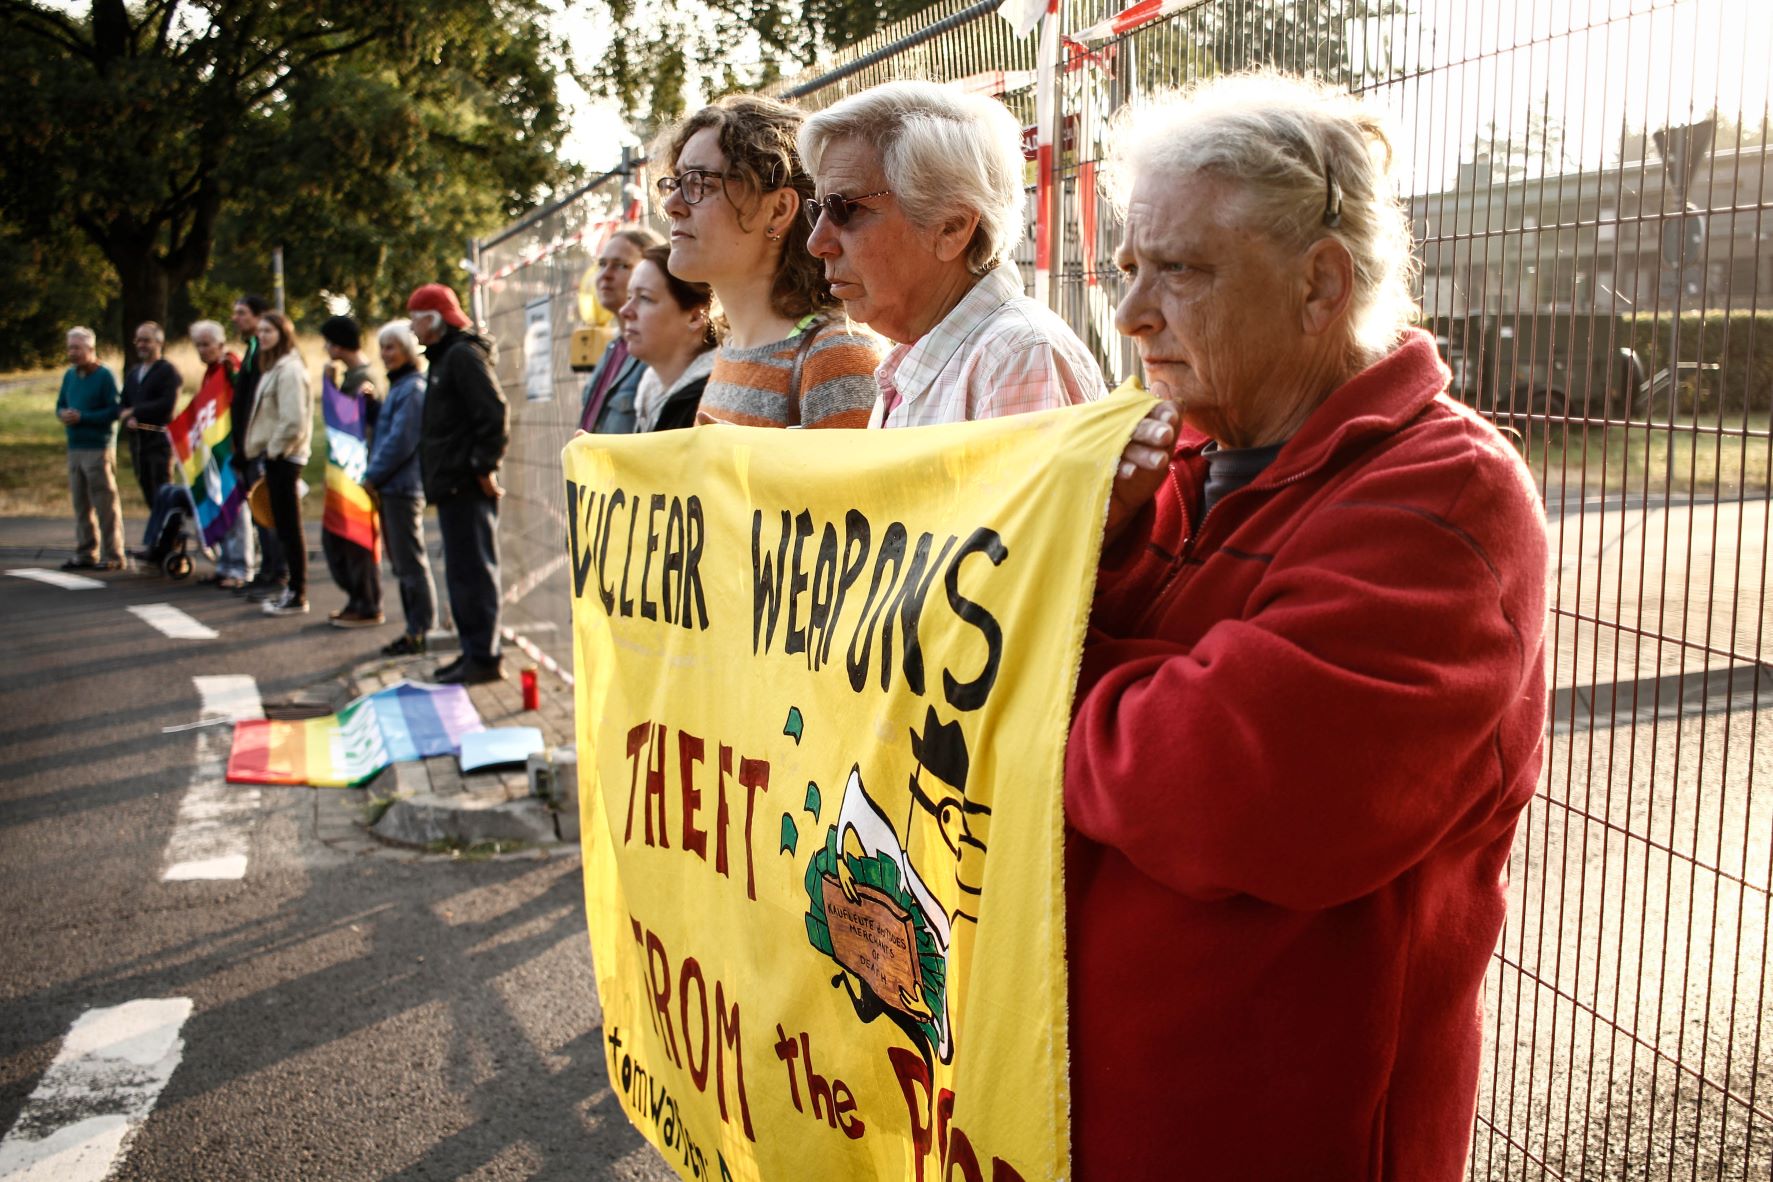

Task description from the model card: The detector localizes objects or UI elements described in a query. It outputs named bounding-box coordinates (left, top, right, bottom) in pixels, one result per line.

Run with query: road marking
left=162, top=676, right=262, bottom=882
left=128, top=604, right=218, bottom=640
left=0, top=998, right=193, bottom=1182
left=194, top=675, right=263, bottom=722
left=7, top=568, right=104, bottom=590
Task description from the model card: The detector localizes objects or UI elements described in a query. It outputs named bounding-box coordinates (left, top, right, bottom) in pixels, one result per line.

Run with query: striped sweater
left=698, top=319, right=881, bottom=429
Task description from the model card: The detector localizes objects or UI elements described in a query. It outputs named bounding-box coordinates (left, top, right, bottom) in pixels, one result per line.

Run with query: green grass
left=0, top=373, right=76, bottom=517
left=361, top=793, right=402, bottom=828
left=423, top=838, right=532, bottom=860
left=1522, top=413, right=1771, bottom=499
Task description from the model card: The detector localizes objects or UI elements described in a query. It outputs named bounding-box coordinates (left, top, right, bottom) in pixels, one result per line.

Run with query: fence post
left=467, top=236, right=485, bottom=326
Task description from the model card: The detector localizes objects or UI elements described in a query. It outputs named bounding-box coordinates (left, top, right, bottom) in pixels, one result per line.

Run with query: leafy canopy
left=0, top=0, right=580, bottom=360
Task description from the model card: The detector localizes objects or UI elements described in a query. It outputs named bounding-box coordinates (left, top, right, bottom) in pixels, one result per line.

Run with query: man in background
left=407, top=282, right=508, bottom=685
left=118, top=321, right=181, bottom=515
left=55, top=326, right=126, bottom=572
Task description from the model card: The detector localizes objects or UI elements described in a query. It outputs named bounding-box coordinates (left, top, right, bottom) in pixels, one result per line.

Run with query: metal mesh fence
left=471, top=167, right=650, bottom=662
left=478, top=0, right=1770, bottom=1174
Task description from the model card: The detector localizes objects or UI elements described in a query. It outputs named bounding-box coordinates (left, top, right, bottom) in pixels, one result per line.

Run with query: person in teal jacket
left=55, top=326, right=126, bottom=570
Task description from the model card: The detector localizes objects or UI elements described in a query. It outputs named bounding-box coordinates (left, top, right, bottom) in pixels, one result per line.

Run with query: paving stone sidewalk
left=308, top=644, right=581, bottom=864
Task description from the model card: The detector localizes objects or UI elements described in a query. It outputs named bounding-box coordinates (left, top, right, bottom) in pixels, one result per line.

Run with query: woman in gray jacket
left=243, top=311, right=312, bottom=616
left=363, top=320, right=436, bottom=655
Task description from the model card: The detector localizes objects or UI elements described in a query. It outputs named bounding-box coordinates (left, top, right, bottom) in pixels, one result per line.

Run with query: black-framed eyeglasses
left=803, top=190, right=892, bottom=229
left=656, top=169, right=729, bottom=206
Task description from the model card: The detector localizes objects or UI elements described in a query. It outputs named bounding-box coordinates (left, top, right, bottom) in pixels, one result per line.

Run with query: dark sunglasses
left=803, top=190, right=892, bottom=229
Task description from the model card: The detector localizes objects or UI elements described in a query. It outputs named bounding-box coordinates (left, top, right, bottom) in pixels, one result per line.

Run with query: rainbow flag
left=169, top=356, right=243, bottom=546
left=226, top=681, right=484, bottom=788
left=322, top=367, right=379, bottom=554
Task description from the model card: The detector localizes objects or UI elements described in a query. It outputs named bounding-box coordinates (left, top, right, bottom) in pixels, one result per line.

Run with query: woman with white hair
left=363, top=319, right=436, bottom=656
left=1066, top=73, right=1548, bottom=1179
left=800, top=80, right=1106, bottom=427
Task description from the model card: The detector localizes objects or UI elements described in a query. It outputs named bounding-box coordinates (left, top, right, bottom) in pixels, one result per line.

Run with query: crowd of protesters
left=52, top=293, right=475, bottom=682
left=50, top=70, right=1551, bottom=1179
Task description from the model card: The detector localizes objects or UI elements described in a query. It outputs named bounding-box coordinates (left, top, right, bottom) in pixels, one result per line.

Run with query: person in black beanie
left=319, top=314, right=384, bottom=628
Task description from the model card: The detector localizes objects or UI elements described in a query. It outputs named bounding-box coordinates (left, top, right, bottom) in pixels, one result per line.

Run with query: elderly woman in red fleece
left=1069, top=71, right=1549, bottom=1181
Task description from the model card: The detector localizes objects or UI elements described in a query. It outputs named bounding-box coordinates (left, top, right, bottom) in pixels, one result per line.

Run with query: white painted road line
left=162, top=676, right=262, bottom=882
left=0, top=997, right=193, bottom=1182
left=193, top=675, right=264, bottom=723
left=7, top=568, right=104, bottom=590
left=128, top=603, right=218, bottom=640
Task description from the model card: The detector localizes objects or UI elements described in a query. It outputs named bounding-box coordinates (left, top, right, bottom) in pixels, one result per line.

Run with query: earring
left=765, top=226, right=781, bottom=242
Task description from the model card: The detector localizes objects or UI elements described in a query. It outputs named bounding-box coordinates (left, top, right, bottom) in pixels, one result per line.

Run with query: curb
left=302, top=641, right=581, bottom=864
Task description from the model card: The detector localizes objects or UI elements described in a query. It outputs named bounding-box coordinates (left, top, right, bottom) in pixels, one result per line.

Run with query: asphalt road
left=0, top=521, right=673, bottom=1181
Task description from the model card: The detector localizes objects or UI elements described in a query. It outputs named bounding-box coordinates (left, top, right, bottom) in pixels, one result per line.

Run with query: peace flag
left=322, top=367, right=379, bottom=554
left=226, top=681, right=484, bottom=788
left=564, top=393, right=1148, bottom=1181
left=168, top=356, right=243, bottom=547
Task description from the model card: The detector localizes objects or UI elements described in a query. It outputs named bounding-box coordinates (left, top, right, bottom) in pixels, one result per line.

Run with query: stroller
left=136, top=481, right=205, bottom=580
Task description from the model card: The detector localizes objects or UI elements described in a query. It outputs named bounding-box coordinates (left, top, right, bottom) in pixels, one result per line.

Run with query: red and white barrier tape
left=501, top=626, right=574, bottom=689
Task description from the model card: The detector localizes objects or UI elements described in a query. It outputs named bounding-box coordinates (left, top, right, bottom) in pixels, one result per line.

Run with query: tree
left=0, top=0, right=577, bottom=349
left=0, top=219, right=117, bottom=370
left=592, top=0, right=936, bottom=124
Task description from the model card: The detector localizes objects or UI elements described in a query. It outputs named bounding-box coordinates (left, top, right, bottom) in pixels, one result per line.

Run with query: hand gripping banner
left=564, top=394, right=1147, bottom=1181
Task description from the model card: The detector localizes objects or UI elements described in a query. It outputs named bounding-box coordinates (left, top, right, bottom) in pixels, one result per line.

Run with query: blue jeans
left=217, top=502, right=255, bottom=581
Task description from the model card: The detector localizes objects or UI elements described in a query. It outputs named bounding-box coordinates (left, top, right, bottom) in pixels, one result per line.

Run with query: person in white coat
left=242, top=310, right=313, bottom=616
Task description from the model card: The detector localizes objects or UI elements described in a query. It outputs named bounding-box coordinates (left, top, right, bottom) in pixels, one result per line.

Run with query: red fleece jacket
left=1065, top=331, right=1548, bottom=1181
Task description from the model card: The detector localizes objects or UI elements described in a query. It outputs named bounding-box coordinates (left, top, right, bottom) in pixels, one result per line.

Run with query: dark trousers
left=380, top=493, right=436, bottom=637
left=128, top=428, right=173, bottom=515
left=322, top=529, right=381, bottom=615
left=435, top=489, right=501, bottom=663
left=239, top=458, right=285, bottom=584
left=264, top=457, right=307, bottom=597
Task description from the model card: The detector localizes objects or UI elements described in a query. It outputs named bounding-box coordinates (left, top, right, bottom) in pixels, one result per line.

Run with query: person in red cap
left=406, top=282, right=509, bottom=684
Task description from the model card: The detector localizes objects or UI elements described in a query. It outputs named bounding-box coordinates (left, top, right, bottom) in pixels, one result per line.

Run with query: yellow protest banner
left=565, top=394, right=1148, bottom=1181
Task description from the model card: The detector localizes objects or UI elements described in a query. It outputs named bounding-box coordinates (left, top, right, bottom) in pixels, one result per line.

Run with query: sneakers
left=436, top=657, right=504, bottom=685
left=382, top=634, right=427, bottom=656
left=246, top=582, right=285, bottom=602
left=330, top=609, right=385, bottom=629
left=60, top=558, right=99, bottom=571
left=261, top=589, right=309, bottom=616
left=433, top=654, right=465, bottom=680
left=97, top=558, right=129, bottom=572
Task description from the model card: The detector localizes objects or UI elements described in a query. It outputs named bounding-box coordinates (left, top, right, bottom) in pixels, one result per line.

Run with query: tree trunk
left=112, top=241, right=171, bottom=360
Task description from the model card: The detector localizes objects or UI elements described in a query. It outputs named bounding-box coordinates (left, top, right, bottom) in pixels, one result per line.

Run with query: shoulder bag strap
left=786, top=316, right=824, bottom=428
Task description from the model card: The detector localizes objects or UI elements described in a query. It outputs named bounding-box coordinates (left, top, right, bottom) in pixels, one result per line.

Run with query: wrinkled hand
left=477, top=472, right=503, bottom=500
left=1105, top=401, right=1179, bottom=543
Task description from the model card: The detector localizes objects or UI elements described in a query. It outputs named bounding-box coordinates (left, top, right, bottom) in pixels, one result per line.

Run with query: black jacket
left=230, top=336, right=261, bottom=475
left=651, top=375, right=709, bottom=432
left=121, top=358, right=181, bottom=426
left=419, top=327, right=508, bottom=501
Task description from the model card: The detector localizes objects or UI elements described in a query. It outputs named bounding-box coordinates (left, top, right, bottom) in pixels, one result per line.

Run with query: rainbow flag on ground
left=226, top=681, right=484, bottom=788
left=169, top=356, right=243, bottom=546
left=322, top=367, right=379, bottom=554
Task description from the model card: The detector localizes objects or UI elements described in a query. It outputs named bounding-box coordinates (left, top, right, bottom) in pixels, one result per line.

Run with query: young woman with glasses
left=657, top=94, right=880, bottom=429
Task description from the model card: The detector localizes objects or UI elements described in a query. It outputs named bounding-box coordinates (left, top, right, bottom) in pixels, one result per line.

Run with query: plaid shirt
left=870, top=264, right=1107, bottom=428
